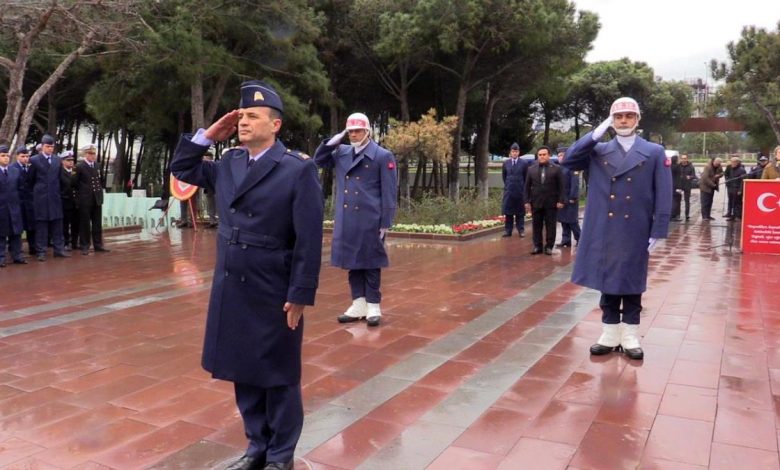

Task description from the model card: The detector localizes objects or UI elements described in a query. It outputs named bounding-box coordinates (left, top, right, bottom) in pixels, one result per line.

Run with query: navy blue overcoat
left=314, top=139, right=397, bottom=270
left=564, top=132, right=672, bottom=294
left=171, top=136, right=323, bottom=387
left=28, top=154, right=63, bottom=221
left=10, top=162, right=34, bottom=231
left=557, top=167, right=581, bottom=224
left=502, top=158, right=529, bottom=214
left=0, top=166, right=23, bottom=237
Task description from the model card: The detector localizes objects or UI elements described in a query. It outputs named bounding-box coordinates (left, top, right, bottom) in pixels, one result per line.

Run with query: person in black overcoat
left=75, top=143, right=109, bottom=255
left=10, top=146, right=35, bottom=255
left=171, top=80, right=323, bottom=470
left=678, top=154, right=697, bottom=220
left=556, top=147, right=581, bottom=247
left=59, top=151, right=79, bottom=250
left=28, top=134, right=69, bottom=261
left=501, top=142, right=529, bottom=237
left=0, top=145, right=27, bottom=267
left=524, top=146, right=565, bottom=255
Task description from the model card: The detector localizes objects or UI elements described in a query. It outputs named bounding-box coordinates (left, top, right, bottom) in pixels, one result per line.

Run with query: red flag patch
left=664, top=158, right=671, bottom=167
left=388, top=162, right=395, bottom=169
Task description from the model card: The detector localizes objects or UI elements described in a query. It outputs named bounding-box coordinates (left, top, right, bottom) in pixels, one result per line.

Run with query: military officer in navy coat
left=501, top=143, right=529, bottom=237
left=75, top=143, right=109, bottom=255
left=171, top=80, right=323, bottom=470
left=28, top=134, right=69, bottom=261
left=564, top=97, right=672, bottom=360
left=0, top=145, right=27, bottom=267
left=314, top=112, right=398, bottom=327
left=556, top=147, right=581, bottom=248
left=10, top=146, right=35, bottom=255
left=59, top=151, right=79, bottom=250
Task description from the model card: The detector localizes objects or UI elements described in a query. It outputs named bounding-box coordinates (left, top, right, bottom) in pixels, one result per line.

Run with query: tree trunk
left=191, top=72, right=205, bottom=131
left=543, top=107, right=552, bottom=145
left=448, top=83, right=468, bottom=201
left=574, top=114, right=580, bottom=140
left=476, top=94, right=498, bottom=200
left=412, top=154, right=425, bottom=199
left=47, top=85, right=57, bottom=137
left=205, top=73, right=229, bottom=124
left=753, top=95, right=780, bottom=143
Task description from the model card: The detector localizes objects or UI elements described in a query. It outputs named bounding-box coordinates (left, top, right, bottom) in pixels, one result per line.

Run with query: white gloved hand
left=592, top=116, right=614, bottom=141
left=648, top=237, right=659, bottom=253
left=379, top=228, right=387, bottom=240
left=326, top=129, right=347, bottom=146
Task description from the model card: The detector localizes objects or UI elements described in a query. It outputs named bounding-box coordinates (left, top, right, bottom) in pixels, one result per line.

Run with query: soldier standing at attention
left=563, top=97, right=672, bottom=360
left=28, top=134, right=69, bottom=261
left=171, top=79, right=324, bottom=470
left=75, top=143, right=110, bottom=255
left=10, top=146, right=35, bottom=255
left=314, top=112, right=398, bottom=328
left=0, top=145, right=27, bottom=267
left=501, top=142, right=528, bottom=238
left=59, top=151, right=79, bottom=250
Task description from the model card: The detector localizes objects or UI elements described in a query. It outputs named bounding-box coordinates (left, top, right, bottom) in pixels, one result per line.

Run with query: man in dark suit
left=10, top=146, right=35, bottom=255
left=28, top=134, right=69, bottom=261
left=75, top=143, right=109, bottom=255
left=524, top=146, right=565, bottom=255
left=0, top=145, right=27, bottom=267
left=59, top=151, right=79, bottom=250
left=171, top=80, right=323, bottom=470
left=501, top=142, right=529, bottom=237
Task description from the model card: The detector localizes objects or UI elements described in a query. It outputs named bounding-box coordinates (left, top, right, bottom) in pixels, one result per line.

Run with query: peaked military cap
left=16, top=146, right=30, bottom=154
left=510, top=142, right=520, bottom=150
left=239, top=80, right=284, bottom=114
left=0, top=144, right=9, bottom=153
left=40, top=134, right=55, bottom=145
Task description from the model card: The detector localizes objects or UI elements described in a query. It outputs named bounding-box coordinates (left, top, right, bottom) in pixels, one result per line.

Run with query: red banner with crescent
left=170, top=175, right=199, bottom=201
left=741, top=180, right=780, bottom=254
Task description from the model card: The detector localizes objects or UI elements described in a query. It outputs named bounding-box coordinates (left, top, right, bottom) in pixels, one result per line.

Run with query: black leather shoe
left=501, top=233, right=511, bottom=238
left=590, top=343, right=620, bottom=355
left=555, top=242, right=571, bottom=248
left=519, top=232, right=525, bottom=238
left=264, top=461, right=292, bottom=470
left=37, top=254, right=46, bottom=262
left=544, top=247, right=553, bottom=255
left=64, top=246, right=72, bottom=251
left=54, top=252, right=71, bottom=258
left=671, top=217, right=682, bottom=222
left=337, top=314, right=363, bottom=323
left=367, top=316, right=381, bottom=327
left=13, top=259, right=28, bottom=264
left=225, top=454, right=266, bottom=470
left=94, top=247, right=111, bottom=252
left=623, top=347, right=644, bottom=360
left=81, top=249, right=90, bottom=255
left=0, top=261, right=5, bottom=268
left=530, top=247, right=543, bottom=255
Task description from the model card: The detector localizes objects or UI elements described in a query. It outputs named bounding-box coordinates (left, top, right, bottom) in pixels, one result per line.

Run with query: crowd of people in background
left=0, top=135, right=109, bottom=268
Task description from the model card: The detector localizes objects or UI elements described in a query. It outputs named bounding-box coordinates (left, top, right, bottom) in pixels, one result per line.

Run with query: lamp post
left=702, top=62, right=709, bottom=158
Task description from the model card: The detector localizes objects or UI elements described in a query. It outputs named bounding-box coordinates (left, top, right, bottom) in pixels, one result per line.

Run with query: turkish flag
left=741, top=180, right=780, bottom=254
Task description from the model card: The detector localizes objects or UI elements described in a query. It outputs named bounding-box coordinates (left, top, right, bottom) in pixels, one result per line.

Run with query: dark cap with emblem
left=510, top=142, right=520, bottom=150
left=239, top=80, right=284, bottom=114
left=16, top=146, right=29, bottom=155
left=759, top=155, right=769, bottom=162
left=40, top=134, right=55, bottom=145
left=0, top=144, right=9, bottom=154
left=557, top=146, right=568, bottom=153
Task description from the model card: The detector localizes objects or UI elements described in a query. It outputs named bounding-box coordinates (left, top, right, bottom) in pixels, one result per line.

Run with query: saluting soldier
left=28, top=134, right=69, bottom=261
left=59, top=151, right=79, bottom=250
left=171, top=79, right=323, bottom=470
left=501, top=142, right=529, bottom=238
left=314, top=112, right=398, bottom=327
left=564, top=97, right=672, bottom=360
left=75, top=143, right=109, bottom=255
left=10, top=146, right=35, bottom=255
left=0, top=145, right=27, bottom=267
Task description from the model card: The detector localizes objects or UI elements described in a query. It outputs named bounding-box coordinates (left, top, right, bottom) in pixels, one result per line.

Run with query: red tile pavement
left=0, top=202, right=778, bottom=469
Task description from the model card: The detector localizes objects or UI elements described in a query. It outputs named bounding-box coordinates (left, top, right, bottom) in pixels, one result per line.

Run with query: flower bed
left=323, top=216, right=505, bottom=241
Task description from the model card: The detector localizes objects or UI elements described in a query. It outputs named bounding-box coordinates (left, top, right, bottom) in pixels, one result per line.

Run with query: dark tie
left=1, top=168, right=6, bottom=177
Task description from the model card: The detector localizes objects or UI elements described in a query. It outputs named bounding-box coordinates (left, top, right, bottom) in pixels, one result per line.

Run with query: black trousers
left=35, top=219, right=64, bottom=255
left=0, top=233, right=23, bottom=262
left=700, top=191, right=714, bottom=219
left=672, top=191, right=682, bottom=218
left=63, top=206, right=79, bottom=248
left=234, top=382, right=303, bottom=464
left=726, top=191, right=742, bottom=218
left=600, top=293, right=642, bottom=325
left=531, top=206, right=557, bottom=250
left=504, top=212, right=525, bottom=235
left=79, top=203, right=104, bottom=249
left=681, top=188, right=692, bottom=218
left=349, top=268, right=381, bottom=303
left=560, top=222, right=581, bottom=244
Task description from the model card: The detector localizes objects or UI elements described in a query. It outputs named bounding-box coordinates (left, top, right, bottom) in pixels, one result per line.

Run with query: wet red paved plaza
left=1, top=193, right=779, bottom=469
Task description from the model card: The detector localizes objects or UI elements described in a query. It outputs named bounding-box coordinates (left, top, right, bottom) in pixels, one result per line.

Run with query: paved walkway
left=1, top=191, right=779, bottom=469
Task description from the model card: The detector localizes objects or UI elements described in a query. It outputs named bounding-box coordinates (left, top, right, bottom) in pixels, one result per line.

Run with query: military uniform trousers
left=63, top=206, right=79, bottom=248
left=79, top=203, right=104, bottom=250
left=531, top=207, right=558, bottom=250
left=349, top=269, right=381, bottom=303
left=600, top=293, right=642, bottom=325
left=560, top=221, right=581, bottom=245
left=35, top=220, right=65, bottom=255
left=234, top=382, right=303, bottom=463
left=0, top=233, right=23, bottom=263
left=504, top=212, right=525, bottom=236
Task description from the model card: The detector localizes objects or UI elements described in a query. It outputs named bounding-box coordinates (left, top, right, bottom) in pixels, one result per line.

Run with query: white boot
left=366, top=303, right=382, bottom=327
left=337, top=297, right=367, bottom=323
left=590, top=323, right=621, bottom=355
left=620, top=323, right=644, bottom=360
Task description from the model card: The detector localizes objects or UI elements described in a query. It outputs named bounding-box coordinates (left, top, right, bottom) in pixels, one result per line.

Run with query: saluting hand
left=204, top=110, right=239, bottom=141
left=556, top=202, right=564, bottom=209
left=284, top=302, right=305, bottom=330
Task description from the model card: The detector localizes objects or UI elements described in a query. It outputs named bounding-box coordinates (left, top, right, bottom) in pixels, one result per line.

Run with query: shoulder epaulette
left=286, top=149, right=311, bottom=160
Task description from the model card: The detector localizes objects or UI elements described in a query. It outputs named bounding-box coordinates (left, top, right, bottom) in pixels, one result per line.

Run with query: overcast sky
left=573, top=0, right=780, bottom=81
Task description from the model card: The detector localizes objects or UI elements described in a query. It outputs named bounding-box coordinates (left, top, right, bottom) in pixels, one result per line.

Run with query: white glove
left=326, top=129, right=347, bottom=146
left=592, top=116, right=613, bottom=141
left=379, top=228, right=387, bottom=240
left=648, top=237, right=659, bottom=253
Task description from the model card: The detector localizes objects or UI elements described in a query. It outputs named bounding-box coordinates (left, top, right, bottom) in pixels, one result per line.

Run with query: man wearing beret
left=75, top=143, right=109, bottom=255
left=59, top=151, right=79, bottom=250
left=501, top=143, right=528, bottom=238
left=314, top=112, right=398, bottom=328
left=564, top=97, right=672, bottom=360
left=28, top=135, right=69, bottom=261
left=10, top=146, right=35, bottom=255
left=171, top=80, right=323, bottom=470
left=0, top=145, right=27, bottom=267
